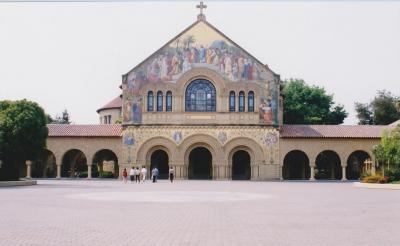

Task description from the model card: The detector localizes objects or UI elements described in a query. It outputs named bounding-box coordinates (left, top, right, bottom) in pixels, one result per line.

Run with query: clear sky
left=0, top=1, right=399, bottom=124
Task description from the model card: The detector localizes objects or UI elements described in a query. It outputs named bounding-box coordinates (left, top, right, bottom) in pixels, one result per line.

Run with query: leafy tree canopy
left=282, top=79, right=348, bottom=124
left=47, top=109, right=71, bottom=124
left=373, top=125, right=400, bottom=171
left=355, top=90, right=400, bottom=125
left=0, top=100, right=48, bottom=180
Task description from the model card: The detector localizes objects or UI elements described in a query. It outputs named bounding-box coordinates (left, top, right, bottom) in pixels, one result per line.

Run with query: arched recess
left=92, top=149, right=119, bottom=178
left=136, top=137, right=176, bottom=164
left=32, top=149, right=57, bottom=178
left=187, top=146, right=213, bottom=180
left=231, top=150, right=251, bottom=180
left=315, top=150, right=342, bottom=180
left=147, top=147, right=170, bottom=179
left=282, top=150, right=310, bottom=180
left=224, top=137, right=263, bottom=180
left=346, top=150, right=371, bottom=180
left=61, top=149, right=87, bottom=178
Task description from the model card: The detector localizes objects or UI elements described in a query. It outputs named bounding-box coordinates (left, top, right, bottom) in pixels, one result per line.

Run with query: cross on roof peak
left=196, top=1, right=207, bottom=21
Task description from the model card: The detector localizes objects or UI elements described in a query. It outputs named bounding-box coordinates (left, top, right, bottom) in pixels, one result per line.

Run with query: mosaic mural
left=123, top=21, right=279, bottom=125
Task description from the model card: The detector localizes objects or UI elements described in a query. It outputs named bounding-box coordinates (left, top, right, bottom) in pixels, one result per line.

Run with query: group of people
left=121, top=166, right=175, bottom=183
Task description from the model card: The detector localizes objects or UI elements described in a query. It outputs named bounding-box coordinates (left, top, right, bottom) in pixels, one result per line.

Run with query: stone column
left=26, top=160, right=32, bottom=179
left=309, top=162, right=316, bottom=181
left=56, top=162, right=61, bottom=179
left=279, top=164, right=283, bottom=181
left=87, top=164, right=92, bottom=179
left=341, top=166, right=347, bottom=181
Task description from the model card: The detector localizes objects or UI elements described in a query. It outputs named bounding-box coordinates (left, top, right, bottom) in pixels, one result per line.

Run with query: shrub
left=78, top=171, right=88, bottom=178
left=385, top=169, right=400, bottom=182
left=99, top=171, right=114, bottom=178
left=362, top=175, right=388, bottom=184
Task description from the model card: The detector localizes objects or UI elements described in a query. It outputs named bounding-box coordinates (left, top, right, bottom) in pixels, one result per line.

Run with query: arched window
left=239, top=91, right=245, bottom=112
left=248, top=91, right=254, bottom=112
left=166, top=91, right=172, bottom=112
left=229, top=91, right=235, bottom=112
left=185, top=79, right=216, bottom=112
left=157, top=91, right=163, bottom=111
left=147, top=91, right=153, bottom=112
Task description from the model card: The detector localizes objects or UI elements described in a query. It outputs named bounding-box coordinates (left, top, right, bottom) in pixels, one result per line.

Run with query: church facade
left=25, top=9, right=395, bottom=181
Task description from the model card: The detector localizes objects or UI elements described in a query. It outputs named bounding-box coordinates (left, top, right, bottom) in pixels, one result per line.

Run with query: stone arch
left=224, top=137, right=263, bottom=180
left=146, top=146, right=170, bottom=179
left=92, top=149, right=119, bottom=178
left=315, top=150, right=342, bottom=180
left=282, top=150, right=310, bottom=180
left=136, top=137, right=177, bottom=168
left=61, top=149, right=88, bottom=178
left=179, top=134, right=223, bottom=179
left=32, top=149, right=57, bottom=178
left=175, top=67, right=227, bottom=97
left=346, top=150, right=371, bottom=180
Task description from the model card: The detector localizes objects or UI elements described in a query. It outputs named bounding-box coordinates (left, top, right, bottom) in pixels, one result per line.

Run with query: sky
left=0, top=0, right=399, bottom=124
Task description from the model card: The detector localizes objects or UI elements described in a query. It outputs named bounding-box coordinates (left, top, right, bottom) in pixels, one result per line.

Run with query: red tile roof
left=281, top=125, right=391, bottom=139
left=97, top=96, right=122, bottom=113
left=48, top=124, right=122, bottom=137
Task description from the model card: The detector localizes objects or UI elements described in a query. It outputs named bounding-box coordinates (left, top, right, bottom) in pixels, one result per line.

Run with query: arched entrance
left=315, top=150, right=342, bottom=180
left=92, top=149, right=119, bottom=178
left=61, top=149, right=87, bottom=178
left=32, top=149, right=56, bottom=178
left=283, top=150, right=310, bottom=180
left=232, top=150, right=251, bottom=180
left=347, top=151, right=370, bottom=180
left=188, top=147, right=212, bottom=180
left=150, top=149, right=169, bottom=179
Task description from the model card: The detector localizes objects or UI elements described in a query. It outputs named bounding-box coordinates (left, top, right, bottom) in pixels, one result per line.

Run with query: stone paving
left=0, top=179, right=399, bottom=246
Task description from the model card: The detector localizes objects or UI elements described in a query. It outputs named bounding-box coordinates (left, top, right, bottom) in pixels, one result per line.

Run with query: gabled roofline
left=122, top=19, right=280, bottom=80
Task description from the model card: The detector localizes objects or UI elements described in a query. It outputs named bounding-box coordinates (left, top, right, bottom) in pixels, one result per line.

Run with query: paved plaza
left=1, top=180, right=399, bottom=246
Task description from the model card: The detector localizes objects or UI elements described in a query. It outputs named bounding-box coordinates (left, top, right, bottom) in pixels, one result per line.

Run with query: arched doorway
left=347, top=151, right=370, bottom=180
left=150, top=149, right=169, bottom=179
left=232, top=150, right=251, bottom=180
left=315, top=150, right=341, bottom=180
left=32, top=149, right=56, bottom=178
left=188, top=147, right=212, bottom=180
left=61, top=149, right=87, bottom=178
left=283, top=150, right=310, bottom=180
left=92, top=149, right=119, bottom=178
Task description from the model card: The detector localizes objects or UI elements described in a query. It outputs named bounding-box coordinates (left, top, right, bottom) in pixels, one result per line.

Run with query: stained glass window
left=248, top=91, right=254, bottom=112
left=239, top=91, right=245, bottom=112
left=185, top=79, right=216, bottom=112
left=147, top=91, right=153, bottom=112
left=229, top=91, right=235, bottom=112
left=157, top=91, right=163, bottom=111
left=166, top=91, right=172, bottom=111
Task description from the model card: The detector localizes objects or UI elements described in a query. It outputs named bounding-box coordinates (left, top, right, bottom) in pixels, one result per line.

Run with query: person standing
left=135, top=167, right=141, bottom=183
left=141, top=166, right=147, bottom=182
left=169, top=167, right=174, bottom=183
left=129, top=167, right=135, bottom=183
left=154, top=167, right=159, bottom=182
left=122, top=168, right=128, bottom=183
left=152, top=168, right=157, bottom=183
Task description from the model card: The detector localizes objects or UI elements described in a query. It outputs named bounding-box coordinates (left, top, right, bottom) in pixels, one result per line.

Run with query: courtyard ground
left=0, top=180, right=399, bottom=246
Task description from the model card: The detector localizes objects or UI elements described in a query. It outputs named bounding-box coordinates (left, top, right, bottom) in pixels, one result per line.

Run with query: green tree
left=355, top=90, right=400, bottom=125
left=48, top=109, right=71, bottom=124
left=282, top=79, right=348, bottom=124
left=354, top=102, right=373, bottom=125
left=374, top=125, right=400, bottom=175
left=0, top=100, right=48, bottom=181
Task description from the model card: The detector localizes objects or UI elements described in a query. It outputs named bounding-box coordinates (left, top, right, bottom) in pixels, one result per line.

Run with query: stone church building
left=24, top=7, right=395, bottom=181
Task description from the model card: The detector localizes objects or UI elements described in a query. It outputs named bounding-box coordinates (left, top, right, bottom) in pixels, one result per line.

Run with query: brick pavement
left=0, top=180, right=399, bottom=246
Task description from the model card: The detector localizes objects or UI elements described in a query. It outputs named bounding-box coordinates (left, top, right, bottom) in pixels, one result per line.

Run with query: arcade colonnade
left=24, top=129, right=381, bottom=181
left=130, top=133, right=267, bottom=180
left=280, top=138, right=380, bottom=181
